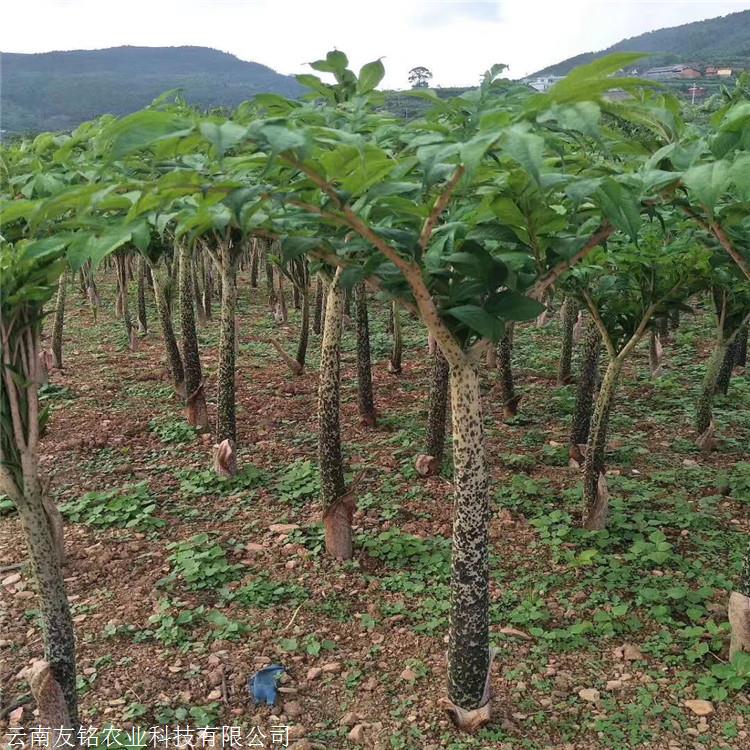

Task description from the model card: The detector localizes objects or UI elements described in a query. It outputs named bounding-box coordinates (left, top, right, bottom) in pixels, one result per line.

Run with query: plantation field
left=1, top=275, right=748, bottom=750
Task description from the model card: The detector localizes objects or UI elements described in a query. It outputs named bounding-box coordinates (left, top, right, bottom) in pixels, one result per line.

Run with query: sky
left=2, top=1, right=750, bottom=87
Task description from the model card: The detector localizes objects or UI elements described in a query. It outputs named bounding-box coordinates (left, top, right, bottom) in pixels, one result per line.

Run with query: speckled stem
left=178, top=243, right=207, bottom=427
left=425, top=347, right=450, bottom=465
left=296, top=283, right=310, bottom=369
left=136, top=254, right=148, bottom=334
left=447, top=360, right=490, bottom=710
left=150, top=262, right=184, bottom=397
left=318, top=269, right=348, bottom=556
left=715, top=339, right=737, bottom=395
left=736, top=325, right=748, bottom=368
left=389, top=301, right=402, bottom=373
left=217, top=243, right=237, bottom=444
left=51, top=273, right=66, bottom=369
left=570, top=319, right=601, bottom=451
left=313, top=276, right=324, bottom=335
left=582, top=357, right=621, bottom=529
left=696, top=341, right=727, bottom=434
left=355, top=282, right=376, bottom=426
left=557, top=297, right=576, bottom=384
left=250, top=243, right=259, bottom=288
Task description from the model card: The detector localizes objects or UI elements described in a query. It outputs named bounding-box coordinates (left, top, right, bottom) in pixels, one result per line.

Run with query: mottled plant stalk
left=293, top=279, right=302, bottom=311
left=275, top=267, right=288, bottom=323
left=569, top=319, right=601, bottom=461
left=178, top=243, right=208, bottom=429
left=216, top=241, right=237, bottom=446
left=557, top=297, right=576, bottom=384
left=265, top=250, right=276, bottom=309
left=150, top=261, right=185, bottom=398
left=389, top=300, right=402, bottom=374
left=193, top=251, right=206, bottom=325
left=715, top=339, right=738, bottom=395
left=318, top=269, right=350, bottom=559
left=202, top=252, right=213, bottom=321
left=696, top=341, right=728, bottom=434
left=136, top=254, right=148, bottom=334
left=581, top=357, right=622, bottom=530
left=447, top=359, right=490, bottom=710
left=249, top=242, right=259, bottom=288
left=295, top=279, right=310, bottom=370
left=736, top=324, right=748, bottom=368
left=313, top=276, right=324, bottom=335
left=51, top=273, right=66, bottom=369
left=497, top=322, right=518, bottom=418
left=425, top=347, right=450, bottom=467
left=355, top=282, right=376, bottom=427
left=116, top=254, right=133, bottom=347
left=1, top=322, right=78, bottom=726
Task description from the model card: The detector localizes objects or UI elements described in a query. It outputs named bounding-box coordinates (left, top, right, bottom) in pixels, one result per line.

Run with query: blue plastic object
left=248, top=664, right=286, bottom=705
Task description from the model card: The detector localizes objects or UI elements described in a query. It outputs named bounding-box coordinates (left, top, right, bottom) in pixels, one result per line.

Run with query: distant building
left=705, top=66, right=718, bottom=77
left=524, top=75, right=564, bottom=92
left=717, top=68, right=733, bottom=77
left=643, top=64, right=700, bottom=80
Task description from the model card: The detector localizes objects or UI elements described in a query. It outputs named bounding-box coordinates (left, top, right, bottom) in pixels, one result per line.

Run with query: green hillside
left=0, top=46, right=302, bottom=135
left=532, top=8, right=750, bottom=77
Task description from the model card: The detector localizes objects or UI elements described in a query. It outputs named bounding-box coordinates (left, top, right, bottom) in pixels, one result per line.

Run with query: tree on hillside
left=408, top=66, right=433, bottom=88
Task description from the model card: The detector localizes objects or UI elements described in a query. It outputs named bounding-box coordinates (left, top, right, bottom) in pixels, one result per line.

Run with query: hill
left=0, top=46, right=302, bottom=135
left=531, top=9, right=750, bottom=77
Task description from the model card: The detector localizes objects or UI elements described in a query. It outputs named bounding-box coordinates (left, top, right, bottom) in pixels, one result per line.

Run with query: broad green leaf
left=99, top=110, right=194, bottom=158
left=445, top=305, right=504, bottom=342
left=504, top=127, right=544, bottom=185
left=198, top=121, right=248, bottom=157
left=682, top=161, right=731, bottom=212
left=357, top=59, right=385, bottom=94
left=492, top=291, right=545, bottom=322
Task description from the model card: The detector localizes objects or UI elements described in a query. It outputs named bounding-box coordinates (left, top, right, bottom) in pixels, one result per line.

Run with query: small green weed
left=61, top=482, right=164, bottom=529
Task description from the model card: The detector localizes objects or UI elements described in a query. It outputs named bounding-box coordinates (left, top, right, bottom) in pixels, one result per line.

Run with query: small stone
left=207, top=689, right=222, bottom=701
left=578, top=688, right=600, bottom=702
left=306, top=667, right=322, bottom=680
left=207, top=668, right=223, bottom=686
left=622, top=643, right=645, bottom=661
left=283, top=701, right=303, bottom=719
left=245, top=543, right=267, bottom=554
left=321, top=662, right=341, bottom=673
left=605, top=680, right=623, bottom=690
left=2, top=573, right=21, bottom=586
left=400, top=668, right=417, bottom=681
left=347, top=724, right=365, bottom=743
left=684, top=699, right=714, bottom=716
left=269, top=523, right=299, bottom=534
left=339, top=712, right=359, bottom=727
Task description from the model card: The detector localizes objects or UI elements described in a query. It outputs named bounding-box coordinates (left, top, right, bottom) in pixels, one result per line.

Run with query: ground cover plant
left=0, top=52, right=749, bottom=749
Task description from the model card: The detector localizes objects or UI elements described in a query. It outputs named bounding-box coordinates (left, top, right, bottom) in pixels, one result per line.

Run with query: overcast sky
left=2, top=1, right=749, bottom=86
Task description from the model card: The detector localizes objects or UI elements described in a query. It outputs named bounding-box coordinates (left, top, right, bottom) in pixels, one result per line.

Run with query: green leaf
left=682, top=161, right=731, bottom=212
left=504, top=127, right=544, bottom=185
left=445, top=305, right=504, bottom=342
left=198, top=121, right=247, bottom=157
left=357, top=59, right=385, bottom=94
left=594, top=179, right=641, bottom=241
left=492, top=291, right=546, bottom=322
left=295, top=74, right=333, bottom=100
left=100, top=111, right=194, bottom=158
left=730, top=154, right=750, bottom=201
